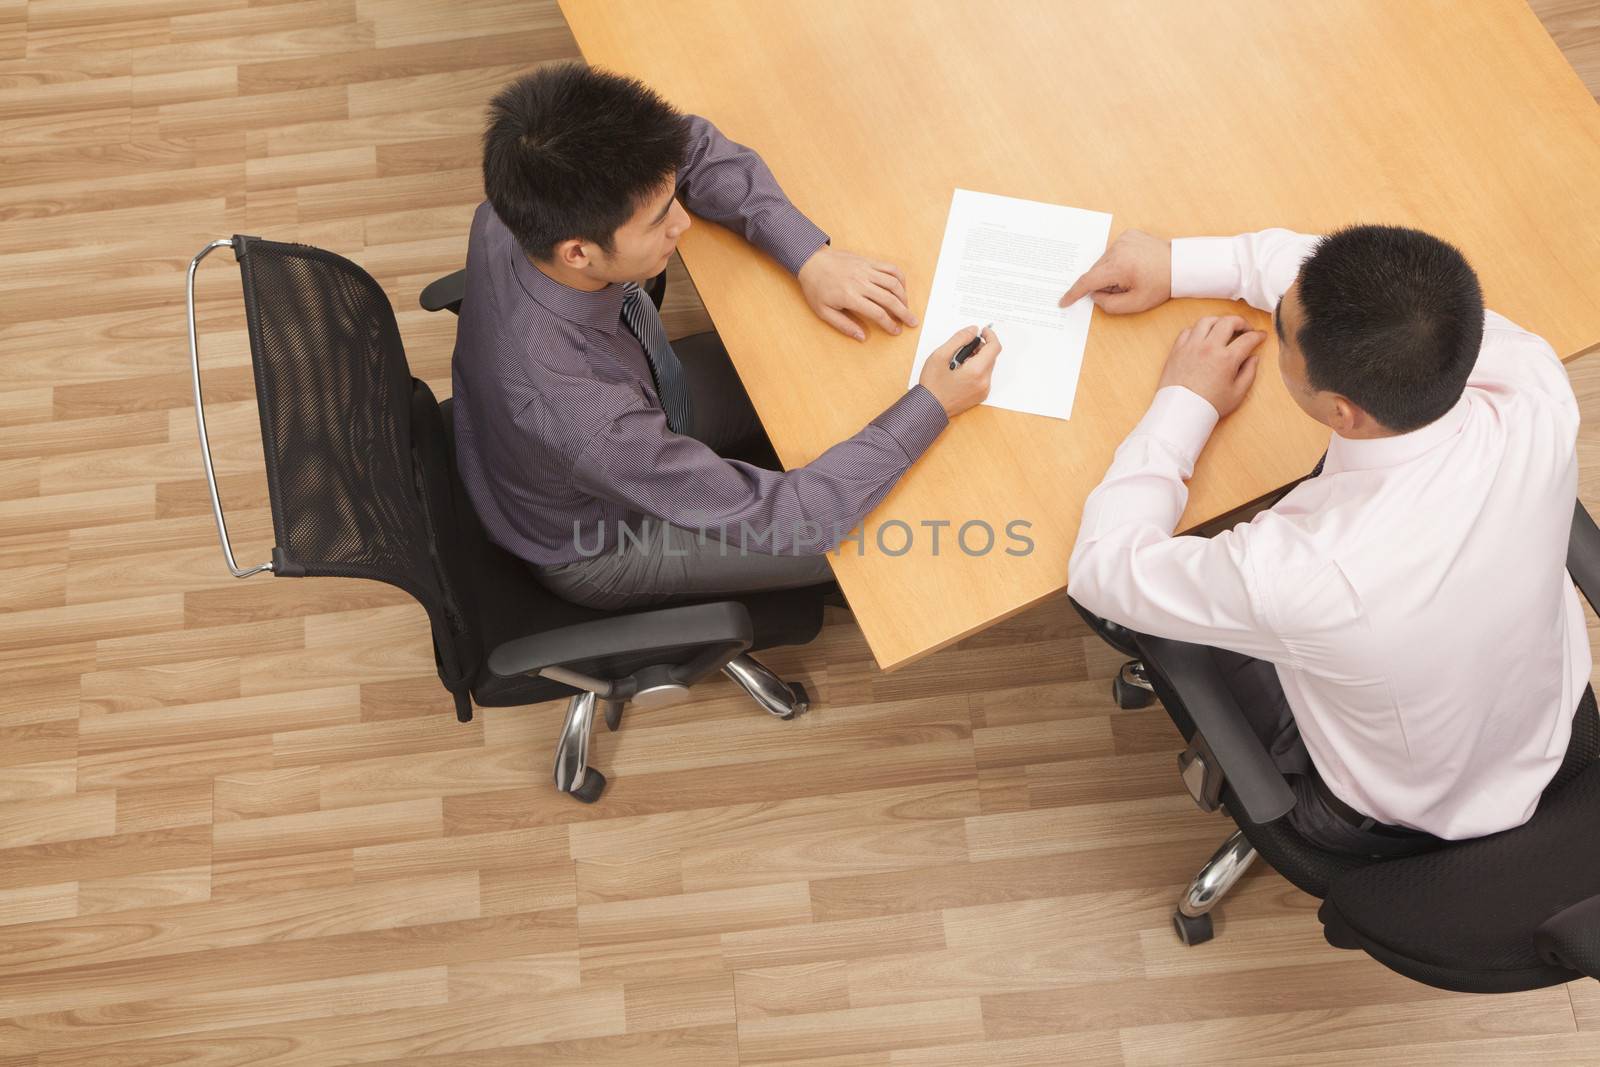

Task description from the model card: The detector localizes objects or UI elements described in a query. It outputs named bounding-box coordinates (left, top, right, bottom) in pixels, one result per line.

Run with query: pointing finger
left=1059, top=258, right=1117, bottom=307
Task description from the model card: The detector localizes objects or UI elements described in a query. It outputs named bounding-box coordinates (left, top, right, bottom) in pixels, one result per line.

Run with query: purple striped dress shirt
left=450, top=115, right=949, bottom=567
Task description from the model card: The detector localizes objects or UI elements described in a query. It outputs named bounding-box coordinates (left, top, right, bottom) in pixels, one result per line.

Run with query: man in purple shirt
left=452, top=65, right=1000, bottom=609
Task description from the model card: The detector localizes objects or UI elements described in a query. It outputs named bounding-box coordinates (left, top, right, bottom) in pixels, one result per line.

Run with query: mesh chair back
left=233, top=235, right=479, bottom=711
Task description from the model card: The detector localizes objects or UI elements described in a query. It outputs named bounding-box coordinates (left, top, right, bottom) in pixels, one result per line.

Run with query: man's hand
left=917, top=326, right=1002, bottom=418
left=1159, top=315, right=1266, bottom=418
left=1058, top=229, right=1172, bottom=313
left=799, top=247, right=919, bottom=341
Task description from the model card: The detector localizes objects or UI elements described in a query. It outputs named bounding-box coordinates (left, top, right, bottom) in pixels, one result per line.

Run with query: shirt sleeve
left=675, top=115, right=830, bottom=276
left=1171, top=229, right=1321, bottom=312
left=571, top=385, right=948, bottom=554
left=1067, top=386, right=1289, bottom=660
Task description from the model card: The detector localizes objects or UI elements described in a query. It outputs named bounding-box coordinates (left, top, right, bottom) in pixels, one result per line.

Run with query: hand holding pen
left=949, top=322, right=995, bottom=369
left=918, top=324, right=1003, bottom=418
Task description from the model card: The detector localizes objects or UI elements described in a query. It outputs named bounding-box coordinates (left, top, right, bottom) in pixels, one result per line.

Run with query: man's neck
left=530, top=255, right=609, bottom=293
left=1335, top=423, right=1402, bottom=442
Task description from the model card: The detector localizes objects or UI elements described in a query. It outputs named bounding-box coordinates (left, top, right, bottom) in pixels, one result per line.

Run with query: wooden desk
left=561, top=0, right=1600, bottom=670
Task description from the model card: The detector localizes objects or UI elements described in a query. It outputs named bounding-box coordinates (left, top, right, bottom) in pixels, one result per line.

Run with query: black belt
left=1311, top=775, right=1436, bottom=839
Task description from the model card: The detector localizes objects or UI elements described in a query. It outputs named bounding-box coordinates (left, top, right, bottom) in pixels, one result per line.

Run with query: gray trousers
left=535, top=331, right=833, bottom=610
left=1211, top=648, right=1447, bottom=859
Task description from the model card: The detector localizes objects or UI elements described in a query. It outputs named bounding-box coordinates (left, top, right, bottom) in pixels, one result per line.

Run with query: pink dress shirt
left=1068, top=229, right=1589, bottom=840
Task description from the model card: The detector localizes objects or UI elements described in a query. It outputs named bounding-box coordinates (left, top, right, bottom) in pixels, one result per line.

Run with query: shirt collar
left=1323, top=394, right=1471, bottom=474
left=510, top=246, right=625, bottom=333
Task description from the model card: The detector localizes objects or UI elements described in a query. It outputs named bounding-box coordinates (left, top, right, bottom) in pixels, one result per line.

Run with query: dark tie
left=619, top=282, right=693, bottom=435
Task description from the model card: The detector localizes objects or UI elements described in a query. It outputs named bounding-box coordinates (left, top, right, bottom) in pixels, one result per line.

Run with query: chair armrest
left=487, top=601, right=754, bottom=682
left=420, top=269, right=466, bottom=315
left=1568, top=502, right=1600, bottom=615
left=1137, top=633, right=1297, bottom=825
left=1068, top=595, right=1141, bottom=658
left=1535, top=891, right=1600, bottom=978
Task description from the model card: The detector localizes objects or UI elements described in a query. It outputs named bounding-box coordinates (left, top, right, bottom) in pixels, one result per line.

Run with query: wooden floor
left=4, top=2, right=1600, bottom=1063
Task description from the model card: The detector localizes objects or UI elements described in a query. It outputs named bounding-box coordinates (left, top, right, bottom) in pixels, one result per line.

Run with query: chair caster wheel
left=1172, top=909, right=1214, bottom=946
left=778, top=681, right=809, bottom=720
left=568, top=769, right=606, bottom=804
left=1113, top=663, right=1155, bottom=710
left=767, top=682, right=809, bottom=720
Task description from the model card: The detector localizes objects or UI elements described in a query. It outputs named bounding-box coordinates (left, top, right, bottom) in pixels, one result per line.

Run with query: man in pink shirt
left=1063, top=225, right=1591, bottom=858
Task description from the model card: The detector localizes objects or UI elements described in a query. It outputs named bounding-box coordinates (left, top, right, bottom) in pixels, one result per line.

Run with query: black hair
left=482, top=64, right=688, bottom=260
left=1294, top=224, right=1484, bottom=433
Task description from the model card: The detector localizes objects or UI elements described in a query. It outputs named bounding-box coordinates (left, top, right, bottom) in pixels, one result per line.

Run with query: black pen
left=949, top=322, right=994, bottom=370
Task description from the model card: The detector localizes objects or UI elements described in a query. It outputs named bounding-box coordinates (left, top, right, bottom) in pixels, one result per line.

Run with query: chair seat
left=1230, top=809, right=1364, bottom=900
left=467, top=541, right=824, bottom=706
left=436, top=399, right=826, bottom=708
left=1318, top=759, right=1600, bottom=992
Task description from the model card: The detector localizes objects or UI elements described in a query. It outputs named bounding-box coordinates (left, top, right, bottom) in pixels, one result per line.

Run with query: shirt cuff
left=764, top=207, right=830, bottom=276
left=871, top=384, right=948, bottom=462
left=1171, top=237, right=1241, bottom=301
left=1130, top=386, right=1220, bottom=471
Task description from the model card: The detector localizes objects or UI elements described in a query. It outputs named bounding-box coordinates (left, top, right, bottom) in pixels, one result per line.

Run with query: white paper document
left=908, top=189, right=1112, bottom=421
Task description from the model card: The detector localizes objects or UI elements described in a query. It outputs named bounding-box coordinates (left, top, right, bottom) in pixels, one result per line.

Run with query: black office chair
left=186, top=236, right=825, bottom=804
left=1074, top=503, right=1600, bottom=992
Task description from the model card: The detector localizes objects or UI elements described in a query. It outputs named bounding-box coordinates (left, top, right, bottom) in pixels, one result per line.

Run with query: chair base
left=554, top=691, right=605, bottom=802
left=1173, top=829, right=1258, bottom=946
left=721, top=653, right=810, bottom=720
left=551, top=653, right=810, bottom=802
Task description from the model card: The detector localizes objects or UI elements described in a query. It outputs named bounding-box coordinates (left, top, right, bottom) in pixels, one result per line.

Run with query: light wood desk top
left=561, top=0, right=1600, bottom=670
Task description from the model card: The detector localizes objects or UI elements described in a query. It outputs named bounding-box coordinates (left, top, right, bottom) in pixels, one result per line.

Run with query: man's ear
left=1329, top=395, right=1370, bottom=435
left=554, top=238, right=590, bottom=270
